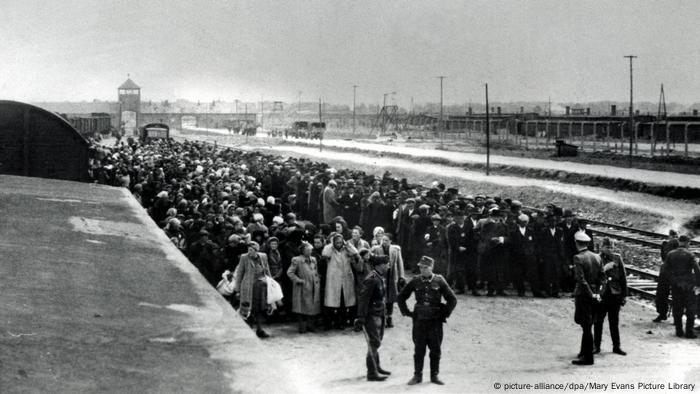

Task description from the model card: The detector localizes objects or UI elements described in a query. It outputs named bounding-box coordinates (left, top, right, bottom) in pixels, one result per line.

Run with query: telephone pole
left=485, top=83, right=490, bottom=176
left=352, top=84, right=358, bottom=135
left=624, top=55, right=637, bottom=167
left=437, top=76, right=446, bottom=148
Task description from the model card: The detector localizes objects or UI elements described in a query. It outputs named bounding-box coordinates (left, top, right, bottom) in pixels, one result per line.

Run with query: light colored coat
left=287, top=255, right=322, bottom=315
left=322, top=242, right=358, bottom=307
left=234, top=253, right=271, bottom=317
left=371, top=244, right=405, bottom=303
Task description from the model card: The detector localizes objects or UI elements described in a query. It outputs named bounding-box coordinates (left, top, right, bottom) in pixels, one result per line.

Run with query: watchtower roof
left=118, top=78, right=140, bottom=90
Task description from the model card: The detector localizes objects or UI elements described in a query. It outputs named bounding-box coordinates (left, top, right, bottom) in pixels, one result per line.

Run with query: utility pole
left=319, top=97, right=323, bottom=152
left=485, top=83, right=490, bottom=176
left=298, top=91, right=302, bottom=115
left=260, top=95, right=264, bottom=131
left=624, top=55, right=637, bottom=167
left=437, top=76, right=446, bottom=148
left=352, top=84, right=358, bottom=135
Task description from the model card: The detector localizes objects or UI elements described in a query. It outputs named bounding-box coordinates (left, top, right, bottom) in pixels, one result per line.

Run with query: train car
left=139, top=123, right=170, bottom=142
left=64, top=113, right=112, bottom=138
left=0, top=100, right=90, bottom=182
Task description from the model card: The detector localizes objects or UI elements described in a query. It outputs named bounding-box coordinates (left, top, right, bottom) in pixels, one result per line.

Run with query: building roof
left=118, top=78, right=140, bottom=90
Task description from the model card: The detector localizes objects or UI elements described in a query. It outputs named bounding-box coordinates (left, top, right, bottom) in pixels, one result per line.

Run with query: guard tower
left=118, top=76, right=141, bottom=135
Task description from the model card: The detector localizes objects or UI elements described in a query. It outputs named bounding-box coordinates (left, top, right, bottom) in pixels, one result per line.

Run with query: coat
left=573, top=249, right=605, bottom=326
left=338, top=193, right=362, bottom=228
left=234, top=253, right=271, bottom=317
left=371, top=244, right=406, bottom=303
left=287, top=255, right=322, bottom=315
left=665, top=247, right=700, bottom=290
left=600, top=251, right=627, bottom=303
left=322, top=186, right=340, bottom=223
left=322, top=242, right=358, bottom=307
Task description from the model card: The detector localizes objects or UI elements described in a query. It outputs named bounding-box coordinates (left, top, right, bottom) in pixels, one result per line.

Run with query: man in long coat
left=424, top=214, right=447, bottom=275
left=323, top=180, right=340, bottom=224
left=571, top=232, right=605, bottom=365
left=446, top=211, right=470, bottom=294
left=536, top=214, right=565, bottom=297
left=371, top=234, right=406, bottom=328
left=322, top=233, right=358, bottom=329
left=476, top=209, right=509, bottom=296
left=508, top=214, right=542, bottom=297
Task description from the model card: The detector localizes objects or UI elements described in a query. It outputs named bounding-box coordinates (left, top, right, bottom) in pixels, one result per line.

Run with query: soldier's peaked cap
left=418, top=256, right=435, bottom=267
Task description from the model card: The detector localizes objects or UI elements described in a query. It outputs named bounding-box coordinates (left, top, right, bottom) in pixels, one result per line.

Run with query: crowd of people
left=87, top=137, right=699, bottom=349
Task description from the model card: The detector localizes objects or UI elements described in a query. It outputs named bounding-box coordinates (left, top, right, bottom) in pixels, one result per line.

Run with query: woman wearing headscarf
left=234, top=241, right=272, bottom=338
left=593, top=238, right=627, bottom=356
left=287, top=242, right=322, bottom=333
left=371, top=226, right=385, bottom=248
left=322, top=233, right=359, bottom=329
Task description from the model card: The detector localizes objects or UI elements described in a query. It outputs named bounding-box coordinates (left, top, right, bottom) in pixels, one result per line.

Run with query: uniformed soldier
left=653, top=230, right=679, bottom=322
left=571, top=232, right=606, bottom=365
left=354, top=255, right=391, bottom=381
left=397, top=256, right=457, bottom=385
left=665, top=235, right=700, bottom=338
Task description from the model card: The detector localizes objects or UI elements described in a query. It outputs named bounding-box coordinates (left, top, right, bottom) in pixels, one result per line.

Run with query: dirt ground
left=261, top=293, right=700, bottom=393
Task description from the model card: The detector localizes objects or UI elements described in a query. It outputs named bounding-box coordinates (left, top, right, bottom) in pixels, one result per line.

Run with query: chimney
left=497, top=107, right=502, bottom=115
left=468, top=107, right=473, bottom=115
left=635, top=109, right=640, bottom=116
left=586, top=108, right=590, bottom=115
left=565, top=106, right=571, bottom=116
left=611, top=105, right=617, bottom=116
left=693, top=109, right=698, bottom=116
left=491, top=107, right=495, bottom=113
left=520, top=106, right=524, bottom=113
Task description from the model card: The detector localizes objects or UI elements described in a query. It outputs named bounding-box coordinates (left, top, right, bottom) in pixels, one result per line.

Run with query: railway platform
left=0, top=175, right=301, bottom=393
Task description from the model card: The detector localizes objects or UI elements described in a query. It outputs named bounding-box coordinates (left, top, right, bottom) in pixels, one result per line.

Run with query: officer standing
left=571, top=232, right=606, bottom=365
left=354, top=255, right=391, bottom=381
left=666, top=235, right=700, bottom=338
left=397, top=256, right=457, bottom=385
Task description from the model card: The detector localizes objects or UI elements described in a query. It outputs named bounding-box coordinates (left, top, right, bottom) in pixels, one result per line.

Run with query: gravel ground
left=260, top=293, right=700, bottom=393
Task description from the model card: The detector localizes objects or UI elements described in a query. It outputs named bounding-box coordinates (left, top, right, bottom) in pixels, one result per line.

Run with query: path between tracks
left=279, top=137, right=700, bottom=189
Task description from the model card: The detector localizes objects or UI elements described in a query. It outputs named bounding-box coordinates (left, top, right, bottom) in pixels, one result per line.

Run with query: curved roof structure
left=0, top=100, right=90, bottom=181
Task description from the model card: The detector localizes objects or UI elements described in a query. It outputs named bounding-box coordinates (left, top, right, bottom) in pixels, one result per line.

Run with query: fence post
left=666, top=122, right=671, bottom=157
left=684, top=123, right=689, bottom=158
left=650, top=123, right=655, bottom=156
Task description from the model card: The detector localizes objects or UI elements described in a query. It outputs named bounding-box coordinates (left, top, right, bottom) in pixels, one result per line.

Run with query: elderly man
left=666, top=235, right=700, bottom=338
left=398, top=256, right=457, bottom=385
left=571, top=232, right=606, bottom=366
left=371, top=234, right=406, bottom=328
left=354, top=255, right=392, bottom=382
left=322, top=233, right=358, bottom=329
left=322, top=179, right=340, bottom=223
left=508, top=213, right=541, bottom=297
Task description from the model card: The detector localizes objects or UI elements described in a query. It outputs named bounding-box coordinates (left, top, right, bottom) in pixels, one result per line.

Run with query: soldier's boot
left=407, top=355, right=423, bottom=385
left=686, top=317, right=697, bottom=339
left=675, top=321, right=685, bottom=337
left=386, top=316, right=394, bottom=328
left=376, top=355, right=391, bottom=375
left=366, top=353, right=387, bottom=381
left=429, top=355, right=444, bottom=385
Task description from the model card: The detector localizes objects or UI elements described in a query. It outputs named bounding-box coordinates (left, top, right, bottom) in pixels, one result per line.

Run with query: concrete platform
left=0, top=175, right=299, bottom=393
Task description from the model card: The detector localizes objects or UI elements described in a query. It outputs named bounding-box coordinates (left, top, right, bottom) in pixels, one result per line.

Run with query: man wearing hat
left=476, top=207, right=509, bottom=296
left=398, top=256, right=457, bottom=385
left=509, top=213, right=542, bottom=297
left=323, top=179, right=340, bottom=224
left=424, top=214, right=447, bottom=275
left=536, top=214, right=565, bottom=298
left=338, top=183, right=362, bottom=228
left=560, top=209, right=579, bottom=292
left=665, top=235, right=700, bottom=338
left=446, top=210, right=470, bottom=294
left=354, top=255, right=392, bottom=382
left=571, top=231, right=605, bottom=365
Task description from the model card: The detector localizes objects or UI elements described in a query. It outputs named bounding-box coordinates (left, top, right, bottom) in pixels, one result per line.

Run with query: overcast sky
left=3, top=0, right=700, bottom=106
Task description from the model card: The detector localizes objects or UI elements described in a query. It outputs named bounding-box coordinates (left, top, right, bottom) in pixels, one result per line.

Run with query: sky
left=3, top=0, right=700, bottom=107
